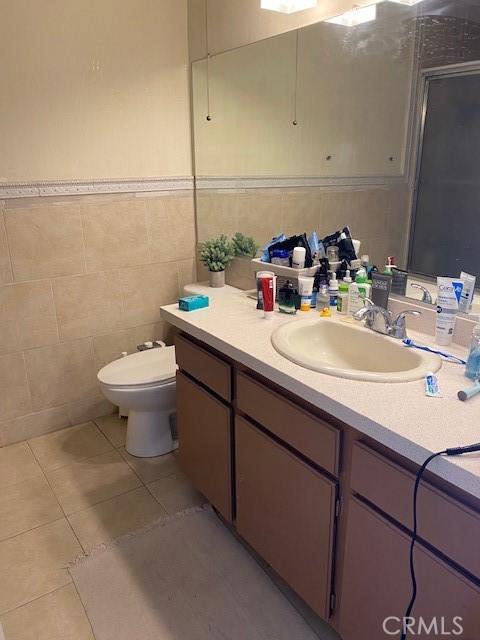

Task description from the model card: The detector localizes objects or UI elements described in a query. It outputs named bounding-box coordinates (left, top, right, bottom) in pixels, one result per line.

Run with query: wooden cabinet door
left=235, top=416, right=337, bottom=619
left=176, top=372, right=232, bottom=521
left=339, top=497, right=480, bottom=640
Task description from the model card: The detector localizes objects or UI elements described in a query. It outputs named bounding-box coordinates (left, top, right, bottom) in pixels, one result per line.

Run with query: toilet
left=97, top=346, right=177, bottom=458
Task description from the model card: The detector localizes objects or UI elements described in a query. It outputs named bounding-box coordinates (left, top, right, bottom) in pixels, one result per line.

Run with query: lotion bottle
left=337, top=282, right=350, bottom=315
left=348, top=282, right=365, bottom=315
left=329, top=273, right=339, bottom=313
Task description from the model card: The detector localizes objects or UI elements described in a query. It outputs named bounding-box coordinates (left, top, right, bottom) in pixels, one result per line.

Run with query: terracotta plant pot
left=209, top=270, right=225, bottom=288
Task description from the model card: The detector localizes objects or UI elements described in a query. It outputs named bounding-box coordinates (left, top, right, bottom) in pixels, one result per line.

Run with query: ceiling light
left=388, top=0, right=423, bottom=5
left=326, top=4, right=377, bottom=26
left=260, top=0, right=317, bottom=14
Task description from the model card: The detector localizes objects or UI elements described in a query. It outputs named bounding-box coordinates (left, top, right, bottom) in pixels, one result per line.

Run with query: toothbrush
left=402, top=338, right=466, bottom=365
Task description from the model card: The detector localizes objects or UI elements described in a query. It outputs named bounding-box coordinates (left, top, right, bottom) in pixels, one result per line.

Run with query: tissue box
left=178, top=295, right=209, bottom=312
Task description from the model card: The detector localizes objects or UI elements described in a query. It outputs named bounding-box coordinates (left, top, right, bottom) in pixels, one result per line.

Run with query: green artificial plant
left=231, top=232, right=259, bottom=258
left=200, top=235, right=234, bottom=272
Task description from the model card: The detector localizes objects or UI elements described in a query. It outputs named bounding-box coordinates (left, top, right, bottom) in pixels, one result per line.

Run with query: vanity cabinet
left=236, top=371, right=340, bottom=476
left=175, top=333, right=232, bottom=402
left=174, top=332, right=480, bottom=636
left=350, top=442, right=480, bottom=578
left=339, top=498, right=480, bottom=640
left=176, top=371, right=232, bottom=521
left=235, top=416, right=338, bottom=618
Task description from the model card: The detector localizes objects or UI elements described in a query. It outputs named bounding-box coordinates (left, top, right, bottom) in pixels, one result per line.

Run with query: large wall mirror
left=192, top=0, right=480, bottom=314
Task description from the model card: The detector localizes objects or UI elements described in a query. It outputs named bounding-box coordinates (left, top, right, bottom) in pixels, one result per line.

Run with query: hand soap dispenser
left=355, top=268, right=371, bottom=299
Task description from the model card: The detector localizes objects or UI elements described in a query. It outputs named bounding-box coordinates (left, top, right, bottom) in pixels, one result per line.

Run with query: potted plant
left=200, top=235, right=234, bottom=288
left=225, top=233, right=259, bottom=289
left=231, top=232, right=259, bottom=259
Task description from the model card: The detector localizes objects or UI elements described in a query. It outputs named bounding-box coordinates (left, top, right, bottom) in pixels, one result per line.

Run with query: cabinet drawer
left=236, top=372, right=340, bottom=476
left=175, top=334, right=232, bottom=401
left=339, top=497, right=480, bottom=640
left=176, top=372, right=232, bottom=521
left=351, top=442, right=480, bottom=578
left=235, top=416, right=337, bottom=618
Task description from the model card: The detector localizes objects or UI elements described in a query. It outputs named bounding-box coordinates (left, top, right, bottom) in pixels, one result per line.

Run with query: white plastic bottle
left=329, top=274, right=339, bottom=313
left=337, top=282, right=350, bottom=315
left=292, top=247, right=306, bottom=269
left=348, top=282, right=365, bottom=315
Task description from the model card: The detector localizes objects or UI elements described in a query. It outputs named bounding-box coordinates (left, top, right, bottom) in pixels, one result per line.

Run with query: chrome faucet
left=353, top=298, right=421, bottom=340
left=410, top=283, right=433, bottom=305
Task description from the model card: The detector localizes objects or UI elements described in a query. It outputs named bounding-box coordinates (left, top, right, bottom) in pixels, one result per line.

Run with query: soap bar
left=178, top=295, right=209, bottom=311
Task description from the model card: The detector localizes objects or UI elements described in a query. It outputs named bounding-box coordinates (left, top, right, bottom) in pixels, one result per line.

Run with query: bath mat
left=70, top=506, right=318, bottom=640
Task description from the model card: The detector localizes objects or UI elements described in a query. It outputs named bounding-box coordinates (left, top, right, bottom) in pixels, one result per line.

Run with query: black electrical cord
left=400, top=443, right=480, bottom=640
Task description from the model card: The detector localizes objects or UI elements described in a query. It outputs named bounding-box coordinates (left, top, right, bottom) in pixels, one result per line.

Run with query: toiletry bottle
left=261, top=274, right=275, bottom=319
left=316, top=284, right=330, bottom=314
left=371, top=272, right=392, bottom=310
left=436, top=277, right=463, bottom=346
left=311, top=271, right=321, bottom=309
left=256, top=271, right=275, bottom=310
left=355, top=268, right=371, bottom=300
left=391, top=267, right=408, bottom=296
left=459, top=272, right=476, bottom=314
left=465, top=321, right=480, bottom=380
left=278, top=280, right=297, bottom=315
left=298, top=276, right=314, bottom=311
left=383, top=256, right=396, bottom=276
left=292, top=246, right=306, bottom=270
left=344, top=269, right=352, bottom=284
left=326, top=245, right=339, bottom=262
left=337, top=281, right=349, bottom=315
left=329, top=274, right=339, bottom=313
left=361, top=254, right=370, bottom=275
left=348, top=281, right=365, bottom=315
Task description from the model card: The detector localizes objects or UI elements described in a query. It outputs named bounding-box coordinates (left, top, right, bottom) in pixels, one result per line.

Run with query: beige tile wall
left=196, top=184, right=411, bottom=274
left=0, top=191, right=196, bottom=447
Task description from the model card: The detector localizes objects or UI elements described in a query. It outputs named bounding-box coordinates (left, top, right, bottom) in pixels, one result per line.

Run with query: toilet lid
left=97, top=346, right=177, bottom=386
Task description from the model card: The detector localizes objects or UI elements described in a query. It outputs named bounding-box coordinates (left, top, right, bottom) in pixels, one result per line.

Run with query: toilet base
left=126, top=409, right=175, bottom=458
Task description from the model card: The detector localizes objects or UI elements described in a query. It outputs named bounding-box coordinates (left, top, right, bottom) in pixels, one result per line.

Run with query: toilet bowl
left=98, top=347, right=177, bottom=458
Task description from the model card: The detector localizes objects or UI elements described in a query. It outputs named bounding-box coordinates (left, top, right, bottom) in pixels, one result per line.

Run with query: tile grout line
left=26, top=440, right=84, bottom=550
left=0, top=514, right=66, bottom=546
left=0, top=583, right=75, bottom=619
left=70, top=579, right=97, bottom=640
left=78, top=205, right=89, bottom=275
left=27, top=423, right=115, bottom=474
left=118, top=451, right=150, bottom=488
left=49, top=278, right=62, bottom=348
left=65, top=484, right=147, bottom=521
left=25, top=422, right=146, bottom=523
left=20, top=351, right=34, bottom=418
left=2, top=209, right=16, bottom=283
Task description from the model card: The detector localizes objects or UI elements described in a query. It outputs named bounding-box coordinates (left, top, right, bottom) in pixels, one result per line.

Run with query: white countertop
left=162, top=286, right=480, bottom=500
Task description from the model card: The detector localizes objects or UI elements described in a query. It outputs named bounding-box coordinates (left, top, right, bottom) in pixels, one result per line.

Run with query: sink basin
left=271, top=319, right=442, bottom=382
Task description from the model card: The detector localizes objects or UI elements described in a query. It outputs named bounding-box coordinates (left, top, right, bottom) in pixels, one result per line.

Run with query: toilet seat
left=97, top=346, right=177, bottom=387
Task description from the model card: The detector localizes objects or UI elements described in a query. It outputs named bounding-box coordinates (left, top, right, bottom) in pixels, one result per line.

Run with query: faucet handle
left=353, top=296, right=375, bottom=321
left=391, top=309, right=422, bottom=339
left=410, top=283, right=433, bottom=305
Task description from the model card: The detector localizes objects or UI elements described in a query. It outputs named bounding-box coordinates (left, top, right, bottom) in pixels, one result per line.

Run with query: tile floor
left=0, top=415, right=203, bottom=640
